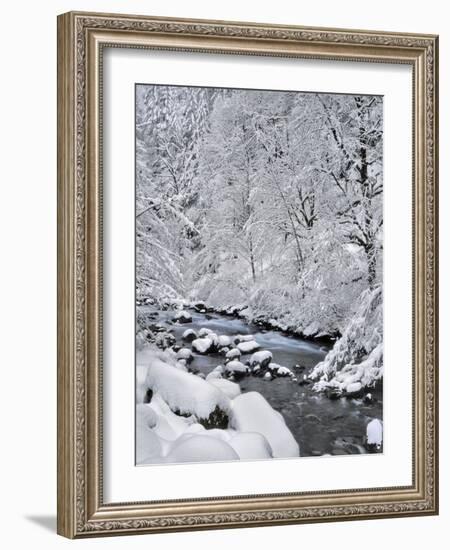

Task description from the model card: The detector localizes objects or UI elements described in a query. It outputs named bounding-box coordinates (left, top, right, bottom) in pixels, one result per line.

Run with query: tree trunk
left=249, top=235, right=257, bottom=283
left=365, top=244, right=377, bottom=289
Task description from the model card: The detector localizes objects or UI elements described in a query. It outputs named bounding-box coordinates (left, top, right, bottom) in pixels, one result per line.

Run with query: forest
left=136, top=84, right=383, bottom=393
left=134, top=84, right=384, bottom=464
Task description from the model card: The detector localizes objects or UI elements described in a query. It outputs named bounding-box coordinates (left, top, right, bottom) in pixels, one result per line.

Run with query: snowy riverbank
left=136, top=307, right=383, bottom=464
left=137, top=346, right=299, bottom=464
left=138, top=287, right=384, bottom=398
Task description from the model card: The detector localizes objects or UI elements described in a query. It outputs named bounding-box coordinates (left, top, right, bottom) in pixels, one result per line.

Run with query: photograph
left=55, top=9, right=438, bottom=538
left=135, top=84, right=384, bottom=465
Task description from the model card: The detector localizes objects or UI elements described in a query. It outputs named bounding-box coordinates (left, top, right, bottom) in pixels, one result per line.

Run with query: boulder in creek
left=325, top=386, right=342, bottom=400
left=182, top=328, right=197, bottom=342
left=249, top=350, right=273, bottom=369
left=225, top=360, right=249, bottom=380
left=217, top=335, right=232, bottom=348
left=193, top=301, right=206, bottom=313
left=345, top=382, right=364, bottom=398
left=225, top=348, right=241, bottom=361
left=172, top=310, right=192, bottom=323
left=192, top=337, right=214, bottom=354
left=237, top=340, right=260, bottom=354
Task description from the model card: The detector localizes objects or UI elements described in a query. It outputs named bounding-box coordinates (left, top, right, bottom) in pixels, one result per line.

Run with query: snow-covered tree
left=135, top=85, right=384, bottom=384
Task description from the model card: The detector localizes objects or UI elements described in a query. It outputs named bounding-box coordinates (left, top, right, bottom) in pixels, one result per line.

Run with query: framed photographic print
left=57, top=11, right=439, bottom=538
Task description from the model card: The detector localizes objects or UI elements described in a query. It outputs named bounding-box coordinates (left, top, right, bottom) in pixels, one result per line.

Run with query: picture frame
left=57, top=11, right=439, bottom=538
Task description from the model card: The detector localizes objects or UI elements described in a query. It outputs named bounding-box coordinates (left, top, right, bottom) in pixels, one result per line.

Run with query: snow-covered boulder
left=237, top=340, right=260, bottom=354
left=198, top=327, right=214, bottom=337
left=263, top=372, right=272, bottom=381
left=164, top=434, right=239, bottom=464
left=149, top=393, right=193, bottom=442
left=145, top=358, right=230, bottom=420
left=136, top=363, right=150, bottom=404
left=136, top=403, right=158, bottom=429
left=136, top=421, right=163, bottom=464
left=155, top=332, right=176, bottom=350
left=345, top=381, right=363, bottom=397
left=176, top=348, right=194, bottom=363
left=228, top=432, right=273, bottom=460
left=225, top=360, right=248, bottom=377
left=193, top=301, right=206, bottom=312
left=230, top=392, right=300, bottom=458
left=217, top=335, right=232, bottom=348
left=136, top=400, right=175, bottom=463
left=206, top=365, right=224, bottom=381
left=182, top=329, right=197, bottom=342
left=172, top=310, right=192, bottom=323
left=365, top=419, right=383, bottom=452
left=303, top=321, right=320, bottom=337
left=225, top=348, right=241, bottom=361
left=148, top=322, right=167, bottom=333
left=208, top=378, right=241, bottom=399
left=250, top=350, right=273, bottom=368
left=192, top=337, right=214, bottom=354
left=363, top=392, right=375, bottom=404
left=175, top=360, right=188, bottom=371
left=268, top=363, right=294, bottom=377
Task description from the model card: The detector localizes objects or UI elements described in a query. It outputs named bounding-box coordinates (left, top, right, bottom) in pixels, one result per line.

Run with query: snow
left=237, top=340, right=260, bottom=354
left=136, top=344, right=306, bottom=464
left=136, top=422, right=164, bottom=463
left=145, top=356, right=230, bottom=419
left=230, top=392, right=300, bottom=458
left=182, top=328, right=197, bottom=341
left=303, top=321, right=320, bottom=337
left=137, top=87, right=383, bottom=367
left=314, top=343, right=383, bottom=395
left=311, top=286, right=383, bottom=393
left=135, top=86, right=384, bottom=464
left=192, top=337, right=214, bottom=354
left=366, top=419, right=383, bottom=447
left=136, top=364, right=150, bottom=404
left=208, top=378, right=241, bottom=399
left=250, top=350, right=273, bottom=368
left=225, top=360, right=248, bottom=375
left=268, top=363, right=293, bottom=377
left=136, top=403, right=158, bottom=429
left=346, top=382, right=363, bottom=396
left=206, top=365, right=223, bottom=381
left=148, top=394, right=191, bottom=443
left=217, top=335, right=232, bottom=348
left=176, top=348, right=193, bottom=362
left=225, top=348, right=241, bottom=360
left=228, top=432, right=273, bottom=460
left=164, top=434, right=239, bottom=464
left=173, top=310, right=192, bottom=323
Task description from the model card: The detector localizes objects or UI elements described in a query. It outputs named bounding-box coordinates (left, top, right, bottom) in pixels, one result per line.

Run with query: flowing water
left=142, top=306, right=383, bottom=457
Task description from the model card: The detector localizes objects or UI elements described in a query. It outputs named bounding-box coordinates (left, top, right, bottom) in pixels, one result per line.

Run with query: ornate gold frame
left=57, top=11, right=439, bottom=538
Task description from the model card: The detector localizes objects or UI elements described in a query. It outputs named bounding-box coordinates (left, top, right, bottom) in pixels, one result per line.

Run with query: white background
left=104, top=49, right=412, bottom=502
left=0, top=0, right=447, bottom=548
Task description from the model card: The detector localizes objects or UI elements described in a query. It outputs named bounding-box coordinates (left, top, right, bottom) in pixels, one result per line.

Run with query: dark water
left=142, top=307, right=383, bottom=457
